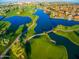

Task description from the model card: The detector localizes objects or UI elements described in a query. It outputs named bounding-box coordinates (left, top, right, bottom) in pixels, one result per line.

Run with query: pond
left=1, top=16, right=32, bottom=35
left=34, top=9, right=79, bottom=33
left=34, top=9, right=79, bottom=59
left=3, top=16, right=31, bottom=25
left=0, top=16, right=4, bottom=20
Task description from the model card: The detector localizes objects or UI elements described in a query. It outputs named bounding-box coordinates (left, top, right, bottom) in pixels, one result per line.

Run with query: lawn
left=54, top=25, right=79, bottom=46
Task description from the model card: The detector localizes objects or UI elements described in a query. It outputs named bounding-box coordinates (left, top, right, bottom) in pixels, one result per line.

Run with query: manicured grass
left=54, top=25, right=79, bottom=46
left=30, top=35, right=68, bottom=59
left=1, top=5, right=79, bottom=59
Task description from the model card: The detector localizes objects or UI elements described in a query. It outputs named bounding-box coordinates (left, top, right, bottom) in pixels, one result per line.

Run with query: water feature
left=0, top=9, right=79, bottom=59
left=2, top=16, right=32, bottom=34
left=3, top=16, right=31, bottom=25
left=0, top=16, right=4, bottom=20
left=34, top=9, right=79, bottom=59
left=0, top=16, right=32, bottom=59
left=34, top=9, right=79, bottom=34
left=48, top=32, right=79, bottom=59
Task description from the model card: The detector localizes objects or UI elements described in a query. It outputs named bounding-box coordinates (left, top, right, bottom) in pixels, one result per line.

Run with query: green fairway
left=54, top=25, right=79, bottom=46
left=0, top=3, right=79, bottom=59
left=30, top=35, right=68, bottom=59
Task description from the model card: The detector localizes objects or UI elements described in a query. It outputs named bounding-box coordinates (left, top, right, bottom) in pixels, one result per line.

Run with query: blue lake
left=0, top=9, right=79, bottom=59
left=48, top=32, right=79, bottom=59
left=0, top=16, right=32, bottom=35
left=3, top=16, right=31, bottom=26
left=34, top=9, right=79, bottom=33
left=0, top=16, right=4, bottom=20
left=34, top=9, right=79, bottom=59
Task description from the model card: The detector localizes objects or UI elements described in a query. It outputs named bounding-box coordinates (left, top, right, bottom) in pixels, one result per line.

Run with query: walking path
left=1, top=21, right=79, bottom=58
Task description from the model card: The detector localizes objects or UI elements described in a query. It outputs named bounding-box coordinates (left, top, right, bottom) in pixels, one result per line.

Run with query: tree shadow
left=20, top=24, right=31, bottom=59
left=75, top=54, right=79, bottom=59
left=74, top=31, right=79, bottom=36
left=24, top=40, right=31, bottom=59
left=5, top=24, right=19, bottom=35
left=0, top=16, right=32, bottom=59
